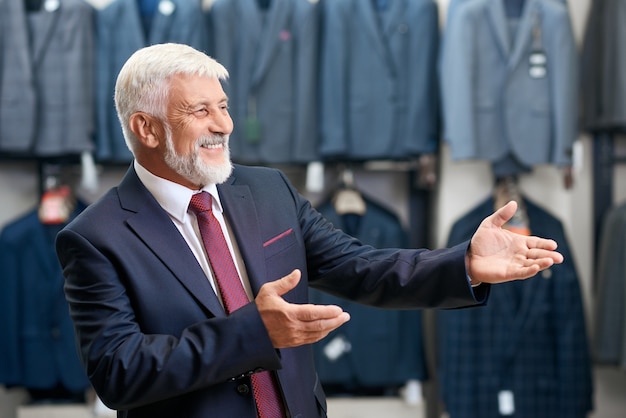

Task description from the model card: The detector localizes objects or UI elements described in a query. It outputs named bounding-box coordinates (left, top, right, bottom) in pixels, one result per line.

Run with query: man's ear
left=129, top=112, right=162, bottom=148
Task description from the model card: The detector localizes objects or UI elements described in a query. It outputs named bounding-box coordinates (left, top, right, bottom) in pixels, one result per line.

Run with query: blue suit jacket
left=209, top=0, right=321, bottom=164
left=320, top=0, right=440, bottom=160
left=0, top=204, right=89, bottom=393
left=94, top=0, right=208, bottom=162
left=438, top=196, right=593, bottom=418
left=440, top=0, right=577, bottom=166
left=56, top=164, right=485, bottom=417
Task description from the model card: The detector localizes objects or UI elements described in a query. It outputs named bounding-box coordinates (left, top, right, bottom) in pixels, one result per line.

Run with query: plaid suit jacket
left=438, top=196, right=593, bottom=418
left=0, top=0, right=95, bottom=156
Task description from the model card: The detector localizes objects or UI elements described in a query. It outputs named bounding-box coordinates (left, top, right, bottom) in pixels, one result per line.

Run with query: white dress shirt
left=133, top=160, right=254, bottom=307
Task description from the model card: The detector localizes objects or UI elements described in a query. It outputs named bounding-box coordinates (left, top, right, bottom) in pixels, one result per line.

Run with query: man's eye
left=193, top=109, right=209, bottom=116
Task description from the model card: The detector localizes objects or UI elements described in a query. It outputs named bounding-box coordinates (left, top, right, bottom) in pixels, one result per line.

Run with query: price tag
left=498, top=390, right=515, bottom=416
left=323, top=335, right=351, bottom=362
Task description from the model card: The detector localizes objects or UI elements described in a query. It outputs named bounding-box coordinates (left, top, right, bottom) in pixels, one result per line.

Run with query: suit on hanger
left=94, top=0, right=208, bottom=162
left=309, top=197, right=427, bottom=388
left=208, top=0, right=321, bottom=164
left=56, top=164, right=485, bottom=418
left=440, top=0, right=577, bottom=167
left=0, top=0, right=95, bottom=156
left=580, top=0, right=626, bottom=132
left=593, top=201, right=626, bottom=368
left=0, top=204, right=90, bottom=393
left=438, top=196, right=593, bottom=418
left=320, top=0, right=440, bottom=161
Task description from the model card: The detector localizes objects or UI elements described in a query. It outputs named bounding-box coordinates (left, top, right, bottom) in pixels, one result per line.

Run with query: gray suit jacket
left=593, top=201, right=626, bottom=368
left=580, top=0, right=626, bottom=132
left=0, top=0, right=95, bottom=156
left=441, top=0, right=577, bottom=167
left=320, top=0, right=440, bottom=161
left=94, top=0, right=208, bottom=162
left=209, top=0, right=321, bottom=164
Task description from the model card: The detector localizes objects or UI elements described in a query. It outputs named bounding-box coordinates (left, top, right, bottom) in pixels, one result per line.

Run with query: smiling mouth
left=200, top=143, right=223, bottom=149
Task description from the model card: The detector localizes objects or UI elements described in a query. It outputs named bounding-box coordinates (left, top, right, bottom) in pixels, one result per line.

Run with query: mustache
left=196, top=134, right=228, bottom=148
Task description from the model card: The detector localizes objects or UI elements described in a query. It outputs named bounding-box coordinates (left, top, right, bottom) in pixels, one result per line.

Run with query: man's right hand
left=255, top=269, right=351, bottom=348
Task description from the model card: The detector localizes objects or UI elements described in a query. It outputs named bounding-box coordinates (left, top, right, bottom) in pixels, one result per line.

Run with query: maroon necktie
left=189, top=192, right=286, bottom=418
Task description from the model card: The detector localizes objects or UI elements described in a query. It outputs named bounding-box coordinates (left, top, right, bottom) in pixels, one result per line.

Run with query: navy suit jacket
left=56, top=164, right=485, bottom=417
left=438, top=196, right=593, bottom=418
left=0, top=204, right=89, bottom=393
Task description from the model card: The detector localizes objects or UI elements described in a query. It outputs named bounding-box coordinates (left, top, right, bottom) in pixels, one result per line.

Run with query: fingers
left=524, top=236, right=563, bottom=264
left=289, top=304, right=351, bottom=341
left=526, top=247, right=563, bottom=264
left=526, top=236, right=559, bottom=251
left=263, top=269, right=301, bottom=297
left=259, top=300, right=351, bottom=348
left=486, top=200, right=518, bottom=229
left=256, top=270, right=351, bottom=348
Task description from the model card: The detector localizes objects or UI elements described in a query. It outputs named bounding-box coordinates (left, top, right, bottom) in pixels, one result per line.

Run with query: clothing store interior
left=1, top=0, right=625, bottom=417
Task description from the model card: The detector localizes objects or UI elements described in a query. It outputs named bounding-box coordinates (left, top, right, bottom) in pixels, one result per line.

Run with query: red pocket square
left=263, top=228, right=293, bottom=247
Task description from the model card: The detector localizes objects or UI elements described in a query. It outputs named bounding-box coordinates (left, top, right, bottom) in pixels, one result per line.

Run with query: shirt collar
left=133, top=160, right=223, bottom=223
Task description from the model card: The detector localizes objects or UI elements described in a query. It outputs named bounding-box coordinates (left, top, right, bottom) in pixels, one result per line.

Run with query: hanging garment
left=593, top=201, right=626, bottom=369
left=209, top=0, right=321, bottom=164
left=0, top=202, right=90, bottom=394
left=309, top=196, right=427, bottom=389
left=94, top=0, right=209, bottom=162
left=440, top=0, right=577, bottom=167
left=580, top=0, right=626, bottom=132
left=0, top=0, right=95, bottom=156
left=320, top=0, right=440, bottom=161
left=438, top=196, right=593, bottom=418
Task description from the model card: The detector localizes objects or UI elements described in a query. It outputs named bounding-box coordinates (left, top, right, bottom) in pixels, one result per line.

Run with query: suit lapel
left=249, top=0, right=293, bottom=90
left=29, top=2, right=61, bottom=70
left=7, top=0, right=34, bottom=85
left=486, top=0, right=511, bottom=60
left=119, top=168, right=226, bottom=317
left=148, top=0, right=178, bottom=44
left=499, top=197, right=551, bottom=367
left=217, top=181, right=268, bottom=296
left=359, top=0, right=391, bottom=70
left=509, top=0, right=538, bottom=69
left=382, top=0, right=405, bottom=38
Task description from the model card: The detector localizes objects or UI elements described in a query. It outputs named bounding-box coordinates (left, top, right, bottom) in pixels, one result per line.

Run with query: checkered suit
left=0, top=0, right=95, bottom=156
left=438, top=197, right=593, bottom=418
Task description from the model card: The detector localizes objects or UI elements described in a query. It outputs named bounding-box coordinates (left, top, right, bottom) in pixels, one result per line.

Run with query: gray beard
left=164, top=131, right=233, bottom=187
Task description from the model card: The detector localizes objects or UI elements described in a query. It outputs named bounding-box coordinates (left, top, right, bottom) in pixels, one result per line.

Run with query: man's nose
left=208, top=110, right=234, bottom=135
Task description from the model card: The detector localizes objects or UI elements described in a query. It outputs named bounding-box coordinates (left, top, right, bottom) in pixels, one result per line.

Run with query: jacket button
left=50, top=327, right=61, bottom=339
left=236, top=383, right=250, bottom=395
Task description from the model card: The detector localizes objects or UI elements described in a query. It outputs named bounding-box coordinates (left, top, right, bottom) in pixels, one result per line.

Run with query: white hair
left=114, top=43, right=229, bottom=153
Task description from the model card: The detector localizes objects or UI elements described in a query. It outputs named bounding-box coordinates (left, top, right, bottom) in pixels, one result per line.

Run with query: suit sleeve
left=441, top=5, right=478, bottom=159
left=547, top=6, right=577, bottom=166
left=0, top=227, right=22, bottom=386
left=284, top=178, right=486, bottom=308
